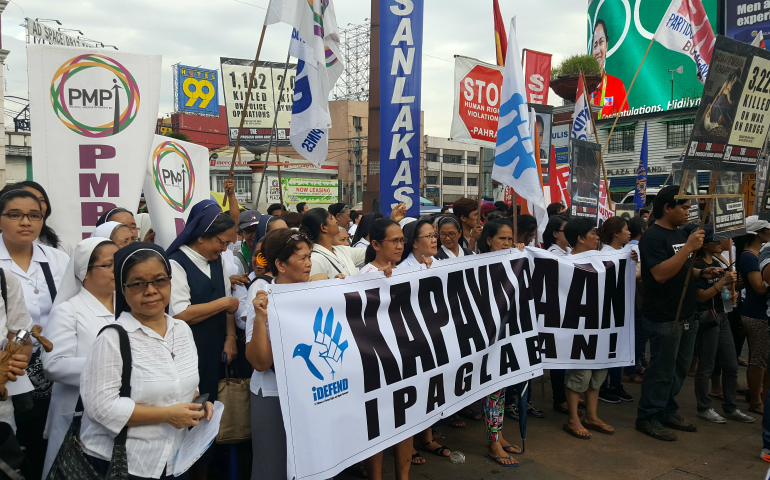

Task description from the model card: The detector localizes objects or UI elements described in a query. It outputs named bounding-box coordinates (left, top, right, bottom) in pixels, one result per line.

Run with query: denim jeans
left=601, top=367, right=622, bottom=390
left=637, top=317, right=699, bottom=422
left=694, top=313, right=737, bottom=413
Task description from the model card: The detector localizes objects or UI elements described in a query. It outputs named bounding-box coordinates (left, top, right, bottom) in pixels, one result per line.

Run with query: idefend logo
left=152, top=141, right=195, bottom=213
left=50, top=54, right=140, bottom=137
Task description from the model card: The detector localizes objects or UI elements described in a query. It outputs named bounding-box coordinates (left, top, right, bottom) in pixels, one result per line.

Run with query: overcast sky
left=1, top=0, right=587, bottom=137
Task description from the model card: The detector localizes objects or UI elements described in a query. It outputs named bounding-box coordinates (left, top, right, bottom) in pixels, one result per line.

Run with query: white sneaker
left=697, top=408, right=726, bottom=423
left=723, top=409, right=755, bottom=423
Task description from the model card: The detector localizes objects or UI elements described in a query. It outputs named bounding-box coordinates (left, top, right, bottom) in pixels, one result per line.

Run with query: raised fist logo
left=293, top=308, right=349, bottom=381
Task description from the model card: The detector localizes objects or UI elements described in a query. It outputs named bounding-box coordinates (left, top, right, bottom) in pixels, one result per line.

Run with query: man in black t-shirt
left=636, top=186, right=723, bottom=441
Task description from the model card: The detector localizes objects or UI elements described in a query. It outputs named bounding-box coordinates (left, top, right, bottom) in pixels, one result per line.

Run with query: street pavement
left=337, top=371, right=769, bottom=480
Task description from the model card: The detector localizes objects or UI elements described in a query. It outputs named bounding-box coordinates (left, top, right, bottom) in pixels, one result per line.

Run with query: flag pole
left=582, top=69, right=612, bottom=209
left=476, top=146, right=484, bottom=222
left=224, top=21, right=269, bottom=208
left=254, top=49, right=293, bottom=210
left=599, top=36, right=656, bottom=163
left=276, top=146, right=286, bottom=209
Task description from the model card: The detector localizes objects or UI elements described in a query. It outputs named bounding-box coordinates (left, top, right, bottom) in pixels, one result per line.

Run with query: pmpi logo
left=151, top=141, right=196, bottom=213
left=50, top=54, right=140, bottom=137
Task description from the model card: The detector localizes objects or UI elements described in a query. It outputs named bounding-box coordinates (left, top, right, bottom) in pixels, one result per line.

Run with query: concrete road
left=337, top=373, right=768, bottom=479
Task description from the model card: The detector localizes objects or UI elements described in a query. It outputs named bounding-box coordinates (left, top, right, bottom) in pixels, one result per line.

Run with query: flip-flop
left=502, top=444, right=523, bottom=455
left=563, top=423, right=591, bottom=439
left=584, top=422, right=615, bottom=435
left=422, top=441, right=451, bottom=458
left=484, top=454, right=519, bottom=467
left=411, top=452, right=425, bottom=466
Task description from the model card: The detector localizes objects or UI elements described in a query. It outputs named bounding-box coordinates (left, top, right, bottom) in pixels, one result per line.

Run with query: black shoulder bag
left=46, top=324, right=132, bottom=480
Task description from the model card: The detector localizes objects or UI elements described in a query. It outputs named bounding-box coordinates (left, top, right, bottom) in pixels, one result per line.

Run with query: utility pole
left=0, top=1, right=10, bottom=186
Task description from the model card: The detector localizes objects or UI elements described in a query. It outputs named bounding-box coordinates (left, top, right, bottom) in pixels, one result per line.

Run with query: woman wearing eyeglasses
left=399, top=219, right=438, bottom=268
left=166, top=202, right=239, bottom=480
left=434, top=216, right=473, bottom=260
left=41, top=238, right=118, bottom=478
left=92, top=221, right=136, bottom=249
left=79, top=242, right=213, bottom=480
left=245, top=228, right=314, bottom=479
left=0, top=189, right=69, bottom=478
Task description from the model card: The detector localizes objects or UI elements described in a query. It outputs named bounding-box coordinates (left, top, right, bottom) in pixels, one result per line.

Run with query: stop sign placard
left=453, top=60, right=504, bottom=145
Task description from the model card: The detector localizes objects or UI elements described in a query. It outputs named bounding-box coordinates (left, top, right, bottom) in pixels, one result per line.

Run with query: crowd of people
left=0, top=181, right=768, bottom=479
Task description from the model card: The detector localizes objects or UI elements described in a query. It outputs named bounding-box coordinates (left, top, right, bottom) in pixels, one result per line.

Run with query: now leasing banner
left=28, top=45, right=162, bottom=244
left=143, top=135, right=211, bottom=249
left=266, top=247, right=634, bottom=479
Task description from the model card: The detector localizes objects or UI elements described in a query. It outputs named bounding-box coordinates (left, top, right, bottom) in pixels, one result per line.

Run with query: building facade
left=5, top=131, right=30, bottom=185
left=424, top=136, right=489, bottom=205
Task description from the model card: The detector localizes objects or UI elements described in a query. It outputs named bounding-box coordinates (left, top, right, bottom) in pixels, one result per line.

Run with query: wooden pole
left=599, top=36, right=656, bottom=162
left=224, top=23, right=268, bottom=207
left=729, top=239, right=735, bottom=307
left=674, top=171, right=718, bottom=331
left=582, top=69, right=612, bottom=209
left=276, top=146, right=285, bottom=209
left=475, top=146, right=484, bottom=222
left=512, top=191, right=519, bottom=241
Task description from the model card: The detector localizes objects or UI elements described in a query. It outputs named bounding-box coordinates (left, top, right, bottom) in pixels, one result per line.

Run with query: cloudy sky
left=1, top=0, right=587, bottom=137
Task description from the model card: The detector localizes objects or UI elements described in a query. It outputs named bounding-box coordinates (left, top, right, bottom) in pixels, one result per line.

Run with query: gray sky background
left=0, top=0, right=587, bottom=137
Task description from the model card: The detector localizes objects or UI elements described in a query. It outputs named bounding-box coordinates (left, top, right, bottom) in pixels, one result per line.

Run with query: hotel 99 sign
left=176, top=65, right=219, bottom=116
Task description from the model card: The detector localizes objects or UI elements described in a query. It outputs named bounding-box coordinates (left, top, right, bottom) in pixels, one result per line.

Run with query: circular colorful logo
left=50, top=54, right=141, bottom=137
left=152, top=141, right=196, bottom=213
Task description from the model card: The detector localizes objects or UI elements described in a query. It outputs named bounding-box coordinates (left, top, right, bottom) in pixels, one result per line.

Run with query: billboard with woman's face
left=587, top=0, right=718, bottom=118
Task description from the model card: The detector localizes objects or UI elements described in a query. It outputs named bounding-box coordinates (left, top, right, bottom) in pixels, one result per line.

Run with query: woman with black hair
left=543, top=215, right=570, bottom=256
left=359, top=219, right=403, bottom=275
left=352, top=213, right=383, bottom=249
left=0, top=189, right=68, bottom=477
left=435, top=216, right=473, bottom=260
left=10, top=180, right=63, bottom=251
left=516, top=214, right=538, bottom=246
left=166, top=202, right=239, bottom=479
left=96, top=207, right=139, bottom=241
left=302, top=207, right=366, bottom=279
left=399, top=219, right=437, bottom=267
left=79, top=243, right=213, bottom=480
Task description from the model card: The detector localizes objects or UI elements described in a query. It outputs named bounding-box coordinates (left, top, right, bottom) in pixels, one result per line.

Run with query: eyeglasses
left=1, top=212, right=43, bottom=222
left=214, top=235, right=233, bottom=249
left=416, top=234, right=438, bottom=240
left=285, top=232, right=310, bottom=245
left=439, top=231, right=459, bottom=239
left=124, top=276, right=172, bottom=293
left=90, top=263, right=114, bottom=271
left=380, top=237, right=407, bottom=245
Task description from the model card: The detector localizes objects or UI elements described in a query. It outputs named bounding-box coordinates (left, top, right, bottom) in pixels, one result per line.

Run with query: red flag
left=493, top=0, right=507, bottom=67
left=549, top=145, right=560, bottom=203
left=523, top=50, right=552, bottom=105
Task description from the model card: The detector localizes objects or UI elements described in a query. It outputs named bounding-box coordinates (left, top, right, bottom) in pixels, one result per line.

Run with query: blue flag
left=633, top=122, right=648, bottom=211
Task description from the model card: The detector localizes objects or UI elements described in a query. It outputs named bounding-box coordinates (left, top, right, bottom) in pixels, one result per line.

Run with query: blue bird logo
left=293, top=308, right=349, bottom=381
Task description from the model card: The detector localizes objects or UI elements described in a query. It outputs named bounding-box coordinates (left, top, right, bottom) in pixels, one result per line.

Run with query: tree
left=164, top=132, right=190, bottom=142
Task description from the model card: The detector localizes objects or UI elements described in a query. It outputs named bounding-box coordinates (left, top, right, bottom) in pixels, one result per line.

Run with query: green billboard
left=587, top=0, right=718, bottom=118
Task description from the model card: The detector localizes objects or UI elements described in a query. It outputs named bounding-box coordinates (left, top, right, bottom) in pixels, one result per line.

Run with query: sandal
left=422, top=440, right=451, bottom=458
left=448, top=414, right=465, bottom=428
left=484, top=454, right=518, bottom=467
left=459, top=406, right=482, bottom=421
left=431, top=429, right=444, bottom=440
left=502, top=444, right=523, bottom=455
left=584, top=422, right=615, bottom=435
left=750, top=403, right=764, bottom=415
left=411, top=452, right=425, bottom=466
left=563, top=423, right=591, bottom=439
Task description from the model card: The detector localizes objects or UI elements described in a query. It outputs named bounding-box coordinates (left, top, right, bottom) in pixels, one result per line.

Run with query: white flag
left=654, top=0, right=716, bottom=83
left=571, top=72, right=593, bottom=141
left=491, top=19, right=547, bottom=240
left=752, top=30, right=765, bottom=48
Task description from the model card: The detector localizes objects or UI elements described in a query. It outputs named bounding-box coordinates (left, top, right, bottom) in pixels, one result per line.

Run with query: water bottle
left=721, top=286, right=734, bottom=313
left=450, top=451, right=466, bottom=464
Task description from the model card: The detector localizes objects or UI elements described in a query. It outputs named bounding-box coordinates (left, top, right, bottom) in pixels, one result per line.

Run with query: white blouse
left=245, top=278, right=277, bottom=397
left=440, top=245, right=465, bottom=258
left=169, top=245, right=231, bottom=317
left=0, top=271, right=32, bottom=431
left=80, top=313, right=199, bottom=479
left=309, top=244, right=366, bottom=278
left=352, top=238, right=370, bottom=249
left=547, top=244, right=571, bottom=257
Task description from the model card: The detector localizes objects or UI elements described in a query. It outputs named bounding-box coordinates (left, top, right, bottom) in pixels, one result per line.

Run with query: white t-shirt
left=359, top=263, right=379, bottom=274
left=353, top=238, right=370, bottom=249
left=547, top=244, right=570, bottom=257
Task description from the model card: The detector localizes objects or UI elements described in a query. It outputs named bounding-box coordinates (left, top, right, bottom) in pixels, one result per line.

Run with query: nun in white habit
left=41, top=237, right=119, bottom=479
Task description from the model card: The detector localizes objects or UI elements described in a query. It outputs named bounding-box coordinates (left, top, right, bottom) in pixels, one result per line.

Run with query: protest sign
left=267, top=247, right=634, bottom=479
left=450, top=55, right=503, bottom=148
left=28, top=45, right=161, bottom=244
left=712, top=170, right=746, bottom=239
left=614, top=203, right=636, bottom=220
left=379, top=0, right=424, bottom=218
left=143, top=135, right=211, bottom=249
left=683, top=35, right=770, bottom=172
left=570, top=138, right=601, bottom=223
left=533, top=109, right=553, bottom=184
left=743, top=169, right=757, bottom=215
left=671, top=162, right=702, bottom=222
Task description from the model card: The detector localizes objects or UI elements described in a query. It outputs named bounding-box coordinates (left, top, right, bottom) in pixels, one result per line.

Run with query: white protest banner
left=266, top=247, right=634, bottom=479
left=28, top=45, right=161, bottom=245
left=143, top=135, right=211, bottom=248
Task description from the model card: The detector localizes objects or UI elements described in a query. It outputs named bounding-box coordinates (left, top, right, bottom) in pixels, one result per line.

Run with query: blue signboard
left=725, top=0, right=770, bottom=47
left=177, top=65, right=220, bottom=116
left=379, top=0, right=424, bottom=218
